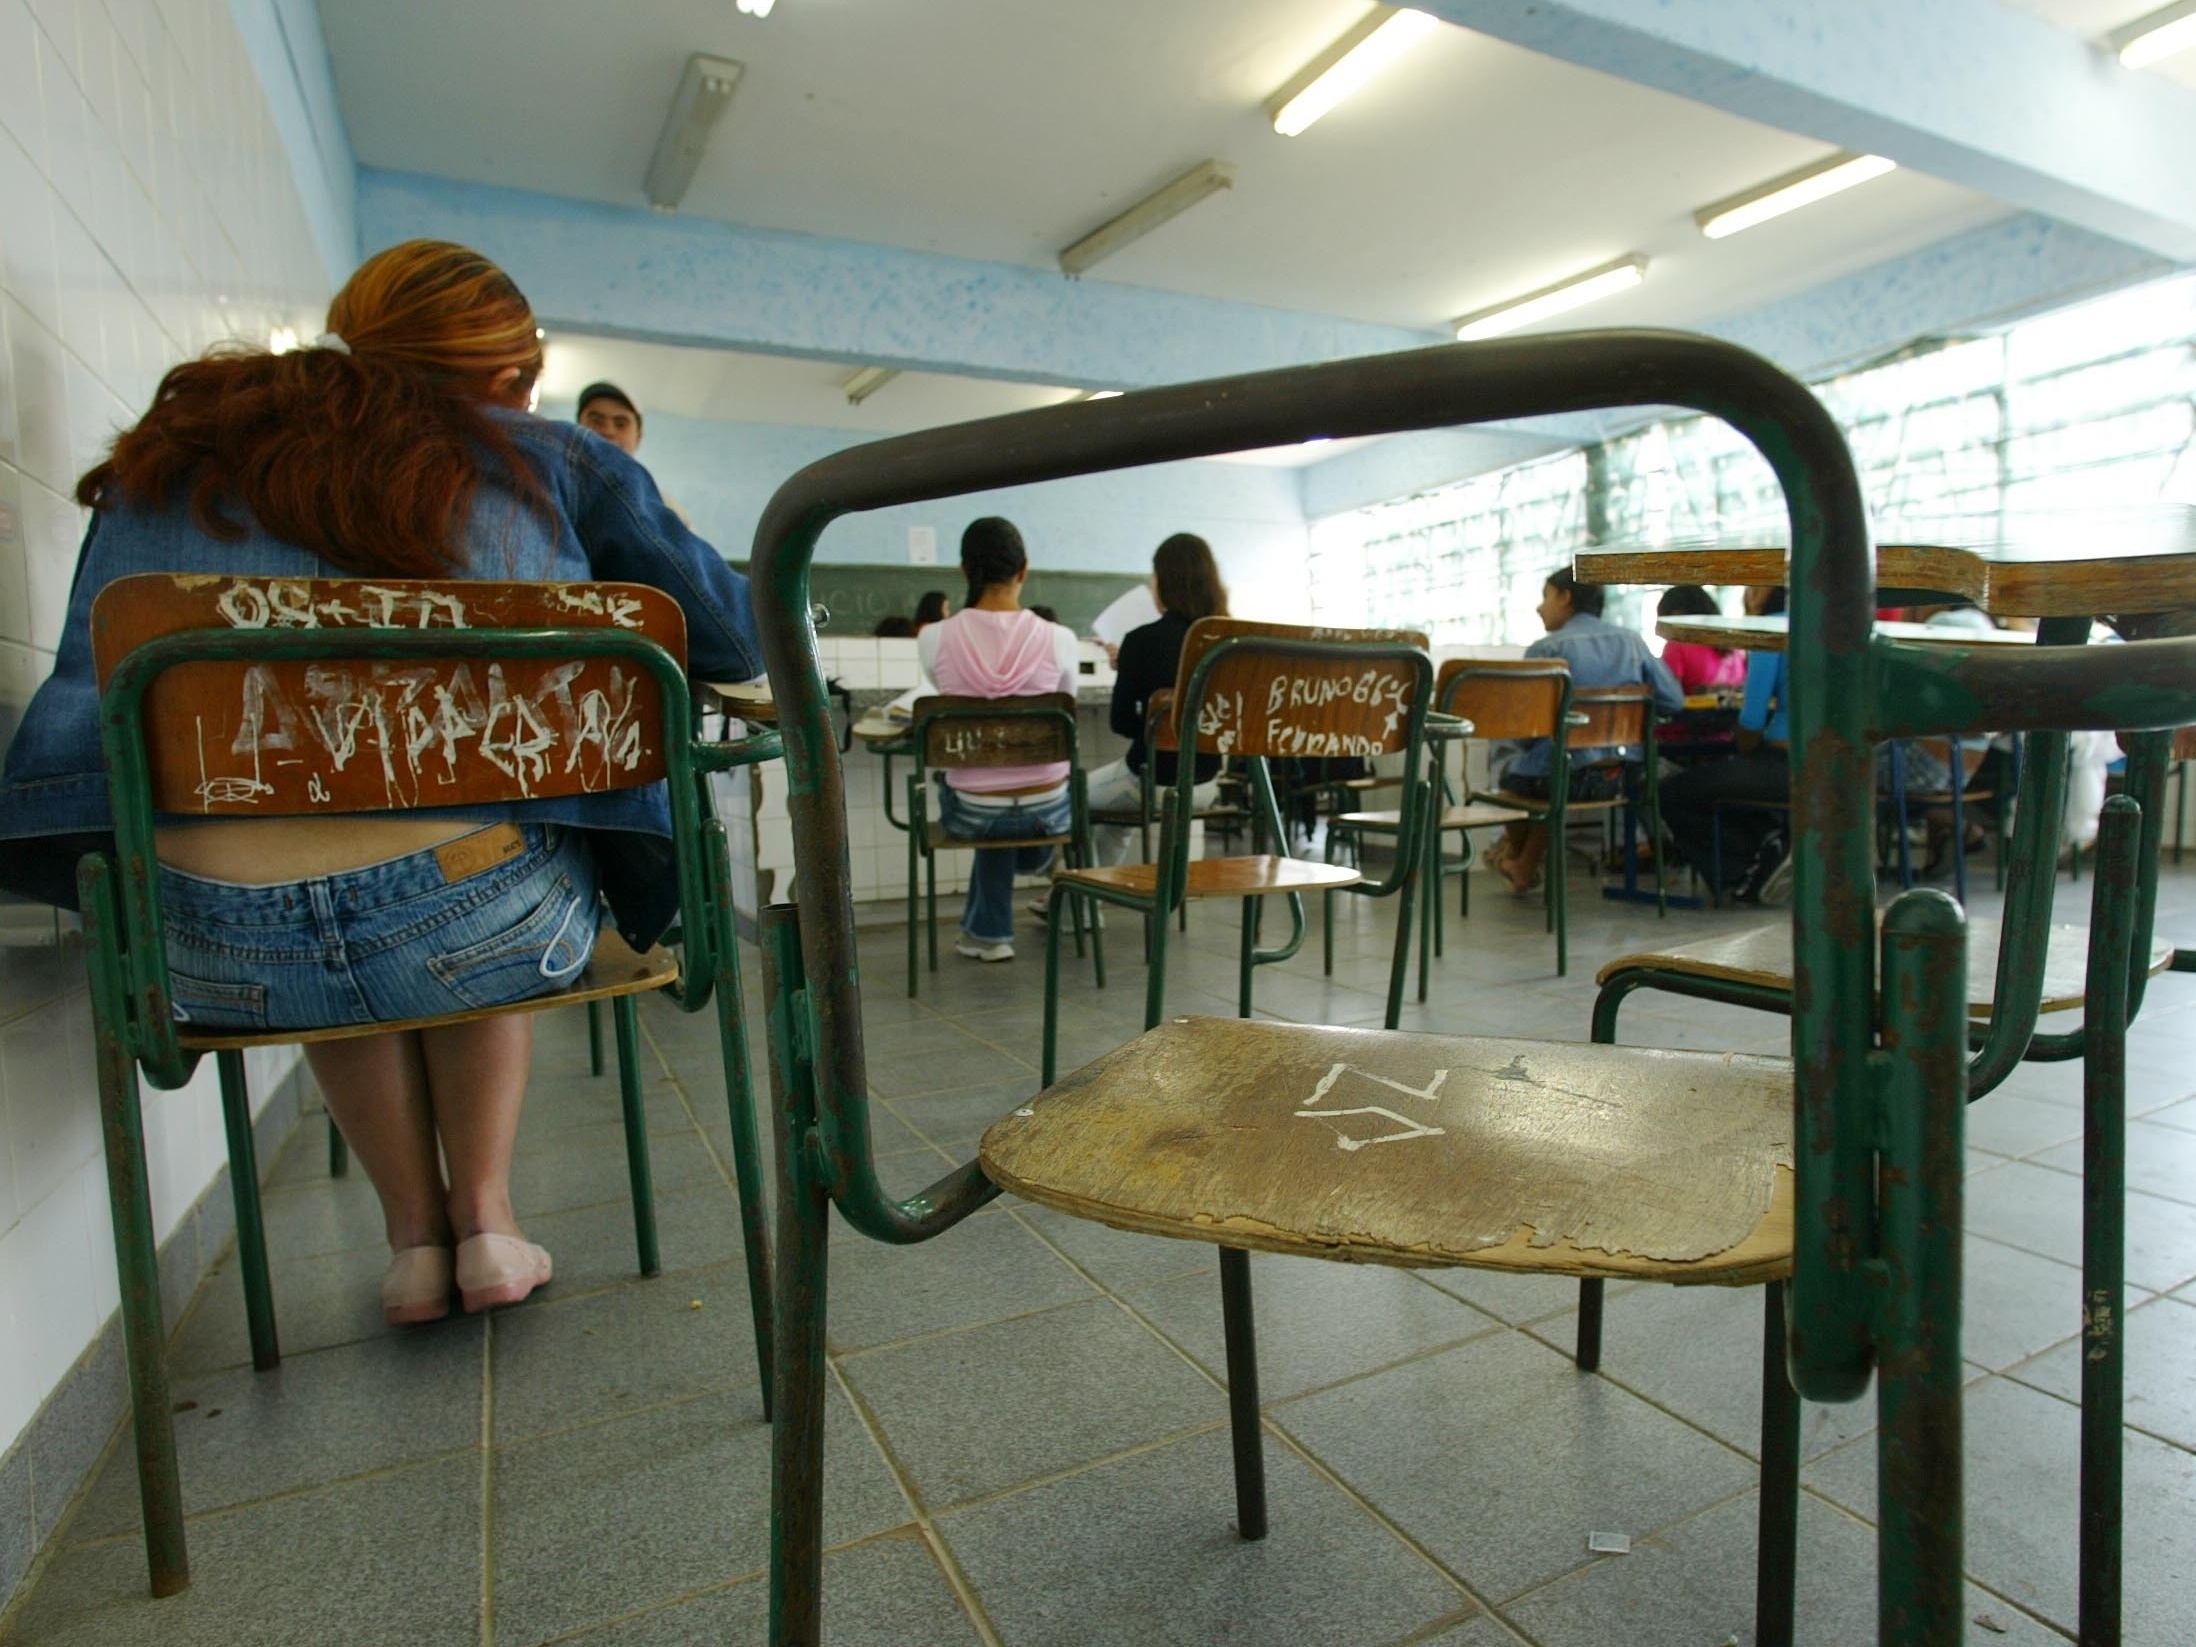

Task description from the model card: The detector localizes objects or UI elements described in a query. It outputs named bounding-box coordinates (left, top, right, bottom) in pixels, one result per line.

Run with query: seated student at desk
left=916, top=517, right=1080, bottom=962
left=1082, top=533, right=1227, bottom=867
left=1656, top=584, right=1745, bottom=693
left=1659, top=586, right=1792, bottom=903
left=1487, top=569, right=1682, bottom=894
left=0, top=240, right=764, bottom=1324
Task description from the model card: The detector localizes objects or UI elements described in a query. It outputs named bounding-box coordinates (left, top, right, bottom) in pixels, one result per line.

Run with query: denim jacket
left=0, top=411, right=762, bottom=945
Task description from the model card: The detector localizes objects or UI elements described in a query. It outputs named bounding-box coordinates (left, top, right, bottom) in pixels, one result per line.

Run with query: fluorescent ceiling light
left=1058, top=160, right=1235, bottom=276
left=2111, top=0, right=2196, bottom=67
left=1454, top=256, right=1647, bottom=341
left=1695, top=151, right=1896, bottom=239
left=843, top=366, right=898, bottom=406
left=644, top=53, right=742, bottom=211
left=736, top=0, right=776, bottom=15
left=268, top=326, right=299, bottom=355
left=1072, top=389, right=1124, bottom=402
left=1267, top=6, right=1440, bottom=137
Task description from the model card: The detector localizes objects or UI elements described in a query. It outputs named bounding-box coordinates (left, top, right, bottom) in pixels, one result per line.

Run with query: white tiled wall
left=0, top=0, right=340, bottom=1461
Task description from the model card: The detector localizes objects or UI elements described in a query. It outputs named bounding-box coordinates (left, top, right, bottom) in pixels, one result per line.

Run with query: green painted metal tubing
left=79, top=856, right=189, bottom=1597
left=214, top=1049, right=279, bottom=1372
left=760, top=904, right=831, bottom=1647
left=1217, top=1247, right=1268, bottom=1540
left=1872, top=889, right=1969, bottom=1645
left=2080, top=795, right=2141, bottom=1647
left=1867, top=634, right=2196, bottom=746
left=704, top=813, right=777, bottom=1412
left=746, top=333, right=1877, bottom=1389
left=1756, top=1281, right=1801, bottom=1647
left=325, top=1114, right=348, bottom=1178
left=587, top=999, right=605, bottom=1077
left=1964, top=729, right=2070, bottom=1102
left=612, top=995, right=660, bottom=1278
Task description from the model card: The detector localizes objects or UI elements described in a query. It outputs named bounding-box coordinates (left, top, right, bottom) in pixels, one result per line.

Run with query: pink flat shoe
left=382, top=1247, right=453, bottom=1325
left=455, top=1233, right=553, bottom=1313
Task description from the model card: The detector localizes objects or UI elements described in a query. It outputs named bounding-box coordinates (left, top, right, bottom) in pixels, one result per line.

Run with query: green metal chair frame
left=1036, top=620, right=1433, bottom=1082
left=901, top=692, right=1100, bottom=993
left=1586, top=710, right=2180, bottom=1644
left=1323, top=660, right=1587, bottom=988
left=743, top=330, right=2196, bottom=1646
left=81, top=580, right=782, bottom=1598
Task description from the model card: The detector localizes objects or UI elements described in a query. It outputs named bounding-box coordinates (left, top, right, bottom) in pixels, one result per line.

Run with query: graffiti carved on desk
left=90, top=575, right=687, bottom=815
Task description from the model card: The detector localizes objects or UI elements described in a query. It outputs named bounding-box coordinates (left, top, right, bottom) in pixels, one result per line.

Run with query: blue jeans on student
left=934, top=781, right=1072, bottom=946
left=158, top=823, right=599, bottom=1030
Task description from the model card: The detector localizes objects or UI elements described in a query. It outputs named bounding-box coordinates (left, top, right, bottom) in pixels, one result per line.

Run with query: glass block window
left=1309, top=269, right=2196, bottom=643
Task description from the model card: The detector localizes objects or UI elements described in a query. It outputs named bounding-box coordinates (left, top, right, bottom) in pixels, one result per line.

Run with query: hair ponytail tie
left=314, top=332, right=351, bottom=355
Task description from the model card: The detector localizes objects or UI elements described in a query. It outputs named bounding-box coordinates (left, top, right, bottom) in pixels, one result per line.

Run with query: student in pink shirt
left=915, top=517, right=1080, bottom=961
left=1656, top=584, right=1746, bottom=694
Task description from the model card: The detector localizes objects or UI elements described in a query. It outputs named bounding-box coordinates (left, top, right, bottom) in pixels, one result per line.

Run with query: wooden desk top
left=1575, top=508, right=2196, bottom=617
left=1655, top=615, right=2036, bottom=653
left=1599, top=915, right=2173, bottom=1019
left=703, top=680, right=777, bottom=722
left=851, top=712, right=912, bottom=745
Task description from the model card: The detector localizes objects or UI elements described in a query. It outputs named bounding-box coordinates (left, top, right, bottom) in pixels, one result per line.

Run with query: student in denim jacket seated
left=0, top=241, right=763, bottom=1324
left=1486, top=569, right=1683, bottom=894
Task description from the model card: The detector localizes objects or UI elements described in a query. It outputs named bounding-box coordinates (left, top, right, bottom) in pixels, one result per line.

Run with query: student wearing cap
left=576, top=381, right=644, bottom=455
left=576, top=382, right=688, bottom=522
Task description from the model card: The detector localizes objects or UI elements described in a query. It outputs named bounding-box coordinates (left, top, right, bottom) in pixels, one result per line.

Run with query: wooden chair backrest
left=2176, top=725, right=2196, bottom=762
left=1568, top=685, right=1650, bottom=750
left=89, top=575, right=686, bottom=817
left=911, top=693, right=1077, bottom=769
left=1164, top=618, right=1429, bottom=760
left=1435, top=658, right=1568, bottom=741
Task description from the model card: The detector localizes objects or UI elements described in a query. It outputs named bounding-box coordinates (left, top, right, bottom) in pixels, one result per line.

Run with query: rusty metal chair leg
left=612, top=996, right=661, bottom=1277
left=82, top=859, right=190, bottom=1597
left=1755, top=1281, right=1800, bottom=1647
left=215, top=1049, right=279, bottom=1372
left=763, top=906, right=830, bottom=1647
left=1875, top=891, right=1968, bottom=1645
left=1218, top=1246, right=1268, bottom=1541
left=2080, top=797, right=2140, bottom=1647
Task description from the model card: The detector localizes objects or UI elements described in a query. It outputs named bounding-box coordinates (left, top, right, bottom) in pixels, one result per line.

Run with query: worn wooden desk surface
left=851, top=712, right=911, bottom=745
left=1599, top=916, right=2175, bottom=1021
left=703, top=680, right=777, bottom=723
left=1654, top=615, right=2035, bottom=652
left=1575, top=508, right=2196, bottom=616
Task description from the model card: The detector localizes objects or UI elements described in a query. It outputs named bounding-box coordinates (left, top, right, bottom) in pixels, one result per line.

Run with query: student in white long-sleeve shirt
left=916, top=517, right=1079, bottom=961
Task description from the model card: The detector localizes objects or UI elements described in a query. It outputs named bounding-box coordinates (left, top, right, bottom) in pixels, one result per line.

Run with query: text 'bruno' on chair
left=745, top=330, right=2196, bottom=1647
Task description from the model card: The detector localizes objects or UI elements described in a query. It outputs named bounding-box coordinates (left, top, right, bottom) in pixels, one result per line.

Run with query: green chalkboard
left=732, top=562, right=1144, bottom=637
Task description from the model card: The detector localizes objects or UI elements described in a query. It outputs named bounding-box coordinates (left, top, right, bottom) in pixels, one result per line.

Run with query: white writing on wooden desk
left=199, top=659, right=644, bottom=809
left=189, top=578, right=651, bottom=633
left=1295, top=1061, right=1450, bottom=1151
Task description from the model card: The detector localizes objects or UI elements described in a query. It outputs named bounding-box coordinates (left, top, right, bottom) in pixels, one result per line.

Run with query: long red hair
left=77, top=240, right=549, bottom=576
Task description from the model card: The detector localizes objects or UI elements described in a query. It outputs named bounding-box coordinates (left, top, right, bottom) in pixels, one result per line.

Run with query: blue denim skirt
left=159, top=824, right=599, bottom=1031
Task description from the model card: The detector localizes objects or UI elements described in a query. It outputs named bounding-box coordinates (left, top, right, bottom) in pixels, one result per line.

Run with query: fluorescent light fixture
left=736, top=0, right=776, bottom=15
left=268, top=326, right=299, bottom=355
left=2111, top=0, right=2196, bottom=66
left=1267, top=5, right=1440, bottom=137
left=644, top=53, right=743, bottom=211
left=1695, top=151, right=1896, bottom=240
left=843, top=366, right=898, bottom=406
left=1071, top=389, right=1124, bottom=402
left=1058, top=160, right=1235, bottom=276
left=1453, top=255, right=1647, bottom=341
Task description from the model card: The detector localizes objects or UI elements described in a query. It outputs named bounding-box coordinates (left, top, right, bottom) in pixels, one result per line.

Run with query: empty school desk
left=1573, top=506, right=2196, bottom=619
left=1575, top=528, right=2196, bottom=1645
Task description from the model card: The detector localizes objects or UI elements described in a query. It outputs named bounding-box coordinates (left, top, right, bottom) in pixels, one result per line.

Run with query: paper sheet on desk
left=1089, top=584, right=1160, bottom=647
